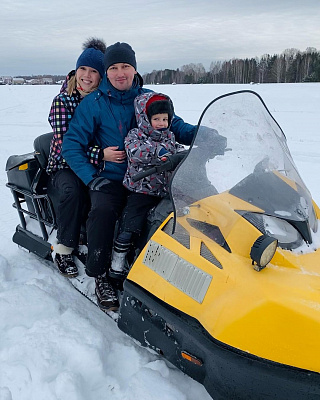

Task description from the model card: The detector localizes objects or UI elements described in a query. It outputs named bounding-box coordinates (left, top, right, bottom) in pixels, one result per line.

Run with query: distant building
left=0, top=76, right=13, bottom=84
left=29, top=78, right=42, bottom=85
left=12, top=77, right=25, bottom=85
left=42, top=77, right=53, bottom=85
left=26, top=77, right=53, bottom=85
left=2, top=75, right=63, bottom=85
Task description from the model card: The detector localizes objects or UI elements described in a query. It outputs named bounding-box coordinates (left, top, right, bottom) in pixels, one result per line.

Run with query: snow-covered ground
left=0, top=83, right=319, bottom=400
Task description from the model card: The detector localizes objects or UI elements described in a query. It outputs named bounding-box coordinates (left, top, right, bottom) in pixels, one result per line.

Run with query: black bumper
left=118, top=279, right=320, bottom=400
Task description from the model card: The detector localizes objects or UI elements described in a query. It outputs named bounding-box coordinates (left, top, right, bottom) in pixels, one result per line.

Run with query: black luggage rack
left=5, top=133, right=56, bottom=260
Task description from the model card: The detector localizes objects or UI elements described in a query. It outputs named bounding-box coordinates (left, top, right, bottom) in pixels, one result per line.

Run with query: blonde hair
left=67, top=75, right=77, bottom=97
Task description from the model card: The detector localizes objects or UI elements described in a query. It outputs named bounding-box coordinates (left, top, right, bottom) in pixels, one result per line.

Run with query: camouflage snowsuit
left=123, top=92, right=184, bottom=198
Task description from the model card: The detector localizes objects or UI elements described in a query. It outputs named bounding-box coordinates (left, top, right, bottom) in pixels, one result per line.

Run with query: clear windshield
left=171, top=91, right=317, bottom=233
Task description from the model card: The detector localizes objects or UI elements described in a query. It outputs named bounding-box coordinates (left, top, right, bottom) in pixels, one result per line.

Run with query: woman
left=46, top=37, right=109, bottom=277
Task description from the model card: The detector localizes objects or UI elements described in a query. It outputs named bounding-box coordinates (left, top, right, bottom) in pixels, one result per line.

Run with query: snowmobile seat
left=30, top=132, right=53, bottom=196
left=33, top=132, right=53, bottom=170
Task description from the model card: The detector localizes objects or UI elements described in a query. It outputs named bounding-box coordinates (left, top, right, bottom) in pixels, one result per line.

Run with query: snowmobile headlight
left=241, top=212, right=303, bottom=250
left=250, top=235, right=278, bottom=271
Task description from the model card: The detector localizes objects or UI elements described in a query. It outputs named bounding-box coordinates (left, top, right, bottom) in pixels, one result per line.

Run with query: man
left=62, top=42, right=196, bottom=311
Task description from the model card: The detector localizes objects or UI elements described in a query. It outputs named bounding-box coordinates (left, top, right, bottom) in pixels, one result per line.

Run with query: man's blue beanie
left=104, top=42, right=137, bottom=71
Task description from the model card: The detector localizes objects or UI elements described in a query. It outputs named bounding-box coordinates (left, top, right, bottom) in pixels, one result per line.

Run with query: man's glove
left=213, top=132, right=227, bottom=155
left=164, top=151, right=188, bottom=170
left=88, top=177, right=111, bottom=192
left=196, top=126, right=227, bottom=155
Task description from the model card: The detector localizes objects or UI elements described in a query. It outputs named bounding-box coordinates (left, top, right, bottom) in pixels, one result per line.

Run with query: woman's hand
left=102, top=146, right=126, bottom=163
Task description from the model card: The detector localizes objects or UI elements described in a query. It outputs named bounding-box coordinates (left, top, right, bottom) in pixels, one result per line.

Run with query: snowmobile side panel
left=119, top=279, right=320, bottom=400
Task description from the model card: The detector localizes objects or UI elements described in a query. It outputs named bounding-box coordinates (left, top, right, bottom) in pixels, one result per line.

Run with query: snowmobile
left=6, top=90, right=320, bottom=399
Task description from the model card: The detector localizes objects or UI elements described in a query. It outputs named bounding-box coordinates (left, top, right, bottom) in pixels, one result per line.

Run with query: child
left=109, top=92, right=185, bottom=279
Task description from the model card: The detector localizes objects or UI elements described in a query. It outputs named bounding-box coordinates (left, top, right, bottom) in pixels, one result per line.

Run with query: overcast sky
left=1, top=0, right=319, bottom=76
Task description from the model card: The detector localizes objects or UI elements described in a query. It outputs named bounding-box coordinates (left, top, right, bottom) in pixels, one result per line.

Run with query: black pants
left=120, top=192, right=161, bottom=234
left=48, top=169, right=89, bottom=249
left=86, top=181, right=128, bottom=277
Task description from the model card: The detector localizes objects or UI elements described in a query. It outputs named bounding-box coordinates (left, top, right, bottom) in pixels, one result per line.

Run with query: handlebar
left=132, top=166, right=157, bottom=182
left=132, top=151, right=188, bottom=183
left=131, top=143, right=231, bottom=183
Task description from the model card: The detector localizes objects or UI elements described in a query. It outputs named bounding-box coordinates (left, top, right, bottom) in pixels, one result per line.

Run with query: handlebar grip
left=132, top=166, right=157, bottom=182
left=131, top=150, right=188, bottom=183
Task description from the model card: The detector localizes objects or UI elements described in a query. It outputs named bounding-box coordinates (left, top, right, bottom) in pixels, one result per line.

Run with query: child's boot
left=109, top=237, right=131, bottom=280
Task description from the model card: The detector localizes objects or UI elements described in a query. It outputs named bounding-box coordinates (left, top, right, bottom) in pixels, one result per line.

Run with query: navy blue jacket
left=62, top=75, right=196, bottom=185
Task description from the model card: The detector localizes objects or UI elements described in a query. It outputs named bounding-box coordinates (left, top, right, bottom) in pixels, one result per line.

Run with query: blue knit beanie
left=104, top=42, right=137, bottom=71
left=76, top=38, right=106, bottom=78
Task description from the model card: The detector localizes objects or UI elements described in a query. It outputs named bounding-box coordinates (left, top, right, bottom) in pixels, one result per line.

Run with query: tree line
left=142, top=48, right=320, bottom=85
